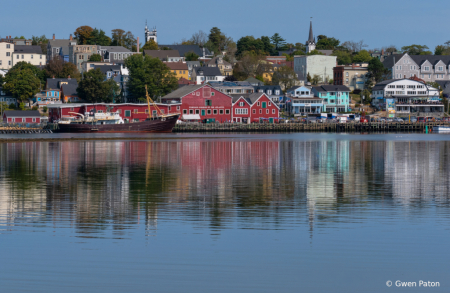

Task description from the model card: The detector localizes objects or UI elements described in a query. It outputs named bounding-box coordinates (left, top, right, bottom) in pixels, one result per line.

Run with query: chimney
left=352, top=63, right=355, bottom=69
left=53, top=34, right=55, bottom=40
left=381, top=49, right=385, bottom=55
left=137, top=37, right=140, bottom=52
left=69, top=34, right=73, bottom=41
left=68, top=75, right=71, bottom=80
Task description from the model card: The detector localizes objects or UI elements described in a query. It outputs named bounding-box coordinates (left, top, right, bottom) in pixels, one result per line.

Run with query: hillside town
left=1, top=22, right=450, bottom=124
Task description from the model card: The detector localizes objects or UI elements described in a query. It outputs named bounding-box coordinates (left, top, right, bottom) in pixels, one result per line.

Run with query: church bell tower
left=305, top=20, right=316, bottom=53
left=145, top=21, right=157, bottom=43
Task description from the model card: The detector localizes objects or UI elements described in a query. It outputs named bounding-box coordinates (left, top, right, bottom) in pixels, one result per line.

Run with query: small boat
left=57, top=85, right=179, bottom=133
left=432, top=126, right=450, bottom=133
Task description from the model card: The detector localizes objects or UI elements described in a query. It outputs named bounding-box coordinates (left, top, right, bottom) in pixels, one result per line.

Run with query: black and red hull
left=57, top=115, right=179, bottom=133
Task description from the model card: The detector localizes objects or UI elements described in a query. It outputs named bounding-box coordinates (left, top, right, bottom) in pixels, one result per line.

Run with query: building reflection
left=0, top=138, right=450, bottom=237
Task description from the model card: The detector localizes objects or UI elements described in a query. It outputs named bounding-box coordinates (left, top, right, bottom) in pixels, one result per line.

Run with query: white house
left=372, top=78, right=442, bottom=116
left=192, top=67, right=225, bottom=85
left=285, top=86, right=323, bottom=116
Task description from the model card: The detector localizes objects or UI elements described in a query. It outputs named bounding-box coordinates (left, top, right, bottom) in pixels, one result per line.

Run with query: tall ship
left=56, top=86, right=179, bottom=133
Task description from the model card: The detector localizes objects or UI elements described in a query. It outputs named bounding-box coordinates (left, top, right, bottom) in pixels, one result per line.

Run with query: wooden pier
left=173, top=122, right=446, bottom=133
left=0, top=126, right=52, bottom=134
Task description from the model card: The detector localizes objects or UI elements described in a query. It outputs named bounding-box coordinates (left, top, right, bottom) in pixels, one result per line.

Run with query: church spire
left=308, top=20, right=314, bottom=43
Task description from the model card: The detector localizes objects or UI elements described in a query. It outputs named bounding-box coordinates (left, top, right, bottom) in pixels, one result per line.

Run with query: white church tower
left=305, top=20, right=316, bottom=53
left=145, top=21, right=157, bottom=43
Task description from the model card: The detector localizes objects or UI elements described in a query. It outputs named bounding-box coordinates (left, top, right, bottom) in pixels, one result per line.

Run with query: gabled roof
left=230, top=94, right=251, bottom=104
left=46, top=78, right=78, bottom=90
left=157, top=45, right=211, bottom=57
left=143, top=50, right=180, bottom=60
left=410, top=55, right=450, bottom=66
left=14, top=45, right=43, bottom=54
left=161, top=84, right=206, bottom=99
left=48, top=39, right=75, bottom=47
left=247, top=92, right=280, bottom=109
left=382, top=54, right=406, bottom=68
left=194, top=66, right=223, bottom=76
left=97, top=46, right=131, bottom=53
left=61, top=84, right=78, bottom=96
left=207, top=56, right=231, bottom=66
left=312, top=85, right=351, bottom=92
left=244, top=77, right=264, bottom=85
left=164, top=62, right=188, bottom=70
left=3, top=110, right=41, bottom=118
left=254, top=85, right=282, bottom=93
left=93, top=65, right=121, bottom=75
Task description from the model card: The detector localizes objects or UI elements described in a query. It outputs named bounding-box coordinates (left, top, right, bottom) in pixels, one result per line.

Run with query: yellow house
left=164, top=61, right=189, bottom=80
left=257, top=63, right=274, bottom=83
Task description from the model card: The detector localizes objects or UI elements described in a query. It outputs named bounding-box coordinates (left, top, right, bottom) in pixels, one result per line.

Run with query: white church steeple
left=305, top=19, right=316, bottom=53
left=145, top=20, right=157, bottom=43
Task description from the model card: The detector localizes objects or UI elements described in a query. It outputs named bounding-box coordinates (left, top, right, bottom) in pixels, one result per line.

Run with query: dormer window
left=438, top=66, right=443, bottom=71
left=424, top=66, right=430, bottom=71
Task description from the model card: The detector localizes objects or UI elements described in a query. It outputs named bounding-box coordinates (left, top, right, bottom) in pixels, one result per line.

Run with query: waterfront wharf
left=0, top=126, right=52, bottom=134
left=173, top=122, right=447, bottom=133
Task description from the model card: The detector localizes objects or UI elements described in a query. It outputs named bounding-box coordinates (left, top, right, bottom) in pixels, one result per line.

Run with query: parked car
left=394, top=118, right=403, bottom=122
left=410, top=117, right=418, bottom=123
left=386, top=118, right=394, bottom=122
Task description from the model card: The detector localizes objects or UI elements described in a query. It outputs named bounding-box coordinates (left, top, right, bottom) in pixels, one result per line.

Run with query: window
left=152, top=110, right=157, bottom=117
left=40, top=55, right=42, bottom=59
left=219, top=109, right=223, bottom=114
left=428, top=74, right=431, bottom=78
left=189, top=109, right=194, bottom=114
left=195, top=109, right=200, bottom=114
left=183, top=109, right=187, bottom=114
left=16, top=55, right=19, bottom=59
left=346, top=72, right=349, bottom=77
left=267, top=90, right=272, bottom=95
left=268, top=102, right=271, bottom=106
left=32, top=118, right=36, bottom=122
left=6, top=44, right=10, bottom=49
left=259, top=109, right=262, bottom=114
left=438, top=66, right=443, bottom=71
left=407, top=91, right=416, bottom=95
left=177, top=106, right=180, bottom=110
left=207, top=109, right=211, bottom=114
left=253, top=109, right=256, bottom=114
left=0, top=61, right=1, bottom=66
left=196, top=92, right=200, bottom=96
left=257, top=101, right=260, bottom=106
left=205, top=100, right=212, bottom=106
left=211, top=92, right=215, bottom=96
left=125, top=110, right=131, bottom=117
left=225, top=109, right=230, bottom=114
left=31, top=55, right=33, bottom=59
left=235, top=108, right=248, bottom=114
left=213, top=109, right=217, bottom=114
left=21, top=55, right=24, bottom=59
left=346, top=78, right=349, bottom=83
left=239, top=102, right=244, bottom=106
left=275, top=90, right=280, bottom=95
left=266, top=109, right=269, bottom=114
left=6, top=52, right=10, bottom=56
left=133, top=119, right=140, bottom=122
left=272, top=109, right=275, bottom=114
left=424, top=66, right=430, bottom=71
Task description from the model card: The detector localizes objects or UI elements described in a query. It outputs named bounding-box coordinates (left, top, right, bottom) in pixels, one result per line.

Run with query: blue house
left=286, top=86, right=323, bottom=116
left=312, top=85, right=351, bottom=113
left=45, top=78, right=78, bottom=102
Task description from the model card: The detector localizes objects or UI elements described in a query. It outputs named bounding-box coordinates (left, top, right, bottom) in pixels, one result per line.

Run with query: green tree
left=140, top=40, right=159, bottom=51
left=270, top=33, right=287, bottom=51
left=307, top=49, right=324, bottom=56
left=89, top=54, right=102, bottom=62
left=77, top=68, right=109, bottom=103
left=14, top=36, right=26, bottom=39
left=316, top=35, right=340, bottom=50
left=311, top=74, right=321, bottom=85
left=32, top=35, right=48, bottom=55
left=184, top=51, right=199, bottom=61
left=307, top=72, right=312, bottom=82
left=86, top=28, right=111, bottom=46
left=74, top=26, right=94, bottom=45
left=124, top=54, right=178, bottom=102
left=236, top=36, right=266, bottom=56
left=111, top=29, right=136, bottom=50
left=434, top=41, right=450, bottom=55
left=3, top=65, right=41, bottom=103
left=366, top=57, right=390, bottom=87
left=272, top=66, right=297, bottom=90
left=45, top=57, right=81, bottom=81
left=0, top=74, right=3, bottom=85
left=401, top=44, right=432, bottom=55
left=333, top=50, right=352, bottom=65
left=360, top=89, right=372, bottom=105
left=261, top=36, right=276, bottom=55
left=208, top=27, right=226, bottom=53
left=352, top=50, right=372, bottom=63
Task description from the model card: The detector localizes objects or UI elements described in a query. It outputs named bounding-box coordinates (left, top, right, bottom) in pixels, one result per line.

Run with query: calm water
left=1, top=133, right=449, bottom=292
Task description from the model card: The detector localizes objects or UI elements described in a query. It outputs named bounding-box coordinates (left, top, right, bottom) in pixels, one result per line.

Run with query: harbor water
left=1, top=133, right=449, bottom=292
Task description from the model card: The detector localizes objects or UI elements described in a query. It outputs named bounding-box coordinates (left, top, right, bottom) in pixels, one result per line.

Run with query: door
left=269, top=118, right=274, bottom=123
left=201, top=109, right=205, bottom=116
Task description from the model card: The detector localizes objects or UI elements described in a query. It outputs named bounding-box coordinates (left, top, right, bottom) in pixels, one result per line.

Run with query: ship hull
left=57, top=115, right=179, bottom=133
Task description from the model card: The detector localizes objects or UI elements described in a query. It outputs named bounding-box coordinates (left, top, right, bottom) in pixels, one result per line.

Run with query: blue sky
left=4, top=0, right=450, bottom=51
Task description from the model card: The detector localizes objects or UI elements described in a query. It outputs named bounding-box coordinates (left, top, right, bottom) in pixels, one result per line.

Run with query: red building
left=231, top=92, right=280, bottom=123
left=161, top=84, right=232, bottom=123
left=3, top=110, right=42, bottom=123
left=47, top=103, right=181, bottom=123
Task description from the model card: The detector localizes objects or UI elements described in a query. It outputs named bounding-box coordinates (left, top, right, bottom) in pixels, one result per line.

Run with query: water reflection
left=1, top=138, right=450, bottom=237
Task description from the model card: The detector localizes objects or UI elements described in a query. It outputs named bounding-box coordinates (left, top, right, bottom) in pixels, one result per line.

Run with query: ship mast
left=145, top=85, right=166, bottom=118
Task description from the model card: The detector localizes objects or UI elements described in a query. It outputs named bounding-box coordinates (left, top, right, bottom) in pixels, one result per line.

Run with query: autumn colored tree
left=74, top=26, right=94, bottom=45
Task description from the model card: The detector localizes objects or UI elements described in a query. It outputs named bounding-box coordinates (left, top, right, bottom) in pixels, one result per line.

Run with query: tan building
left=12, top=45, right=46, bottom=67
left=81, top=61, right=113, bottom=73
left=333, top=63, right=368, bottom=91
left=69, top=45, right=98, bottom=72
left=0, top=42, right=14, bottom=69
left=206, top=56, right=232, bottom=76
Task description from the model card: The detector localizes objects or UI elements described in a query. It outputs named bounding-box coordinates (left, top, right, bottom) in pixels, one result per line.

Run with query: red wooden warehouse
left=160, top=84, right=232, bottom=123
left=2, top=110, right=42, bottom=123
left=231, top=92, right=280, bottom=123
